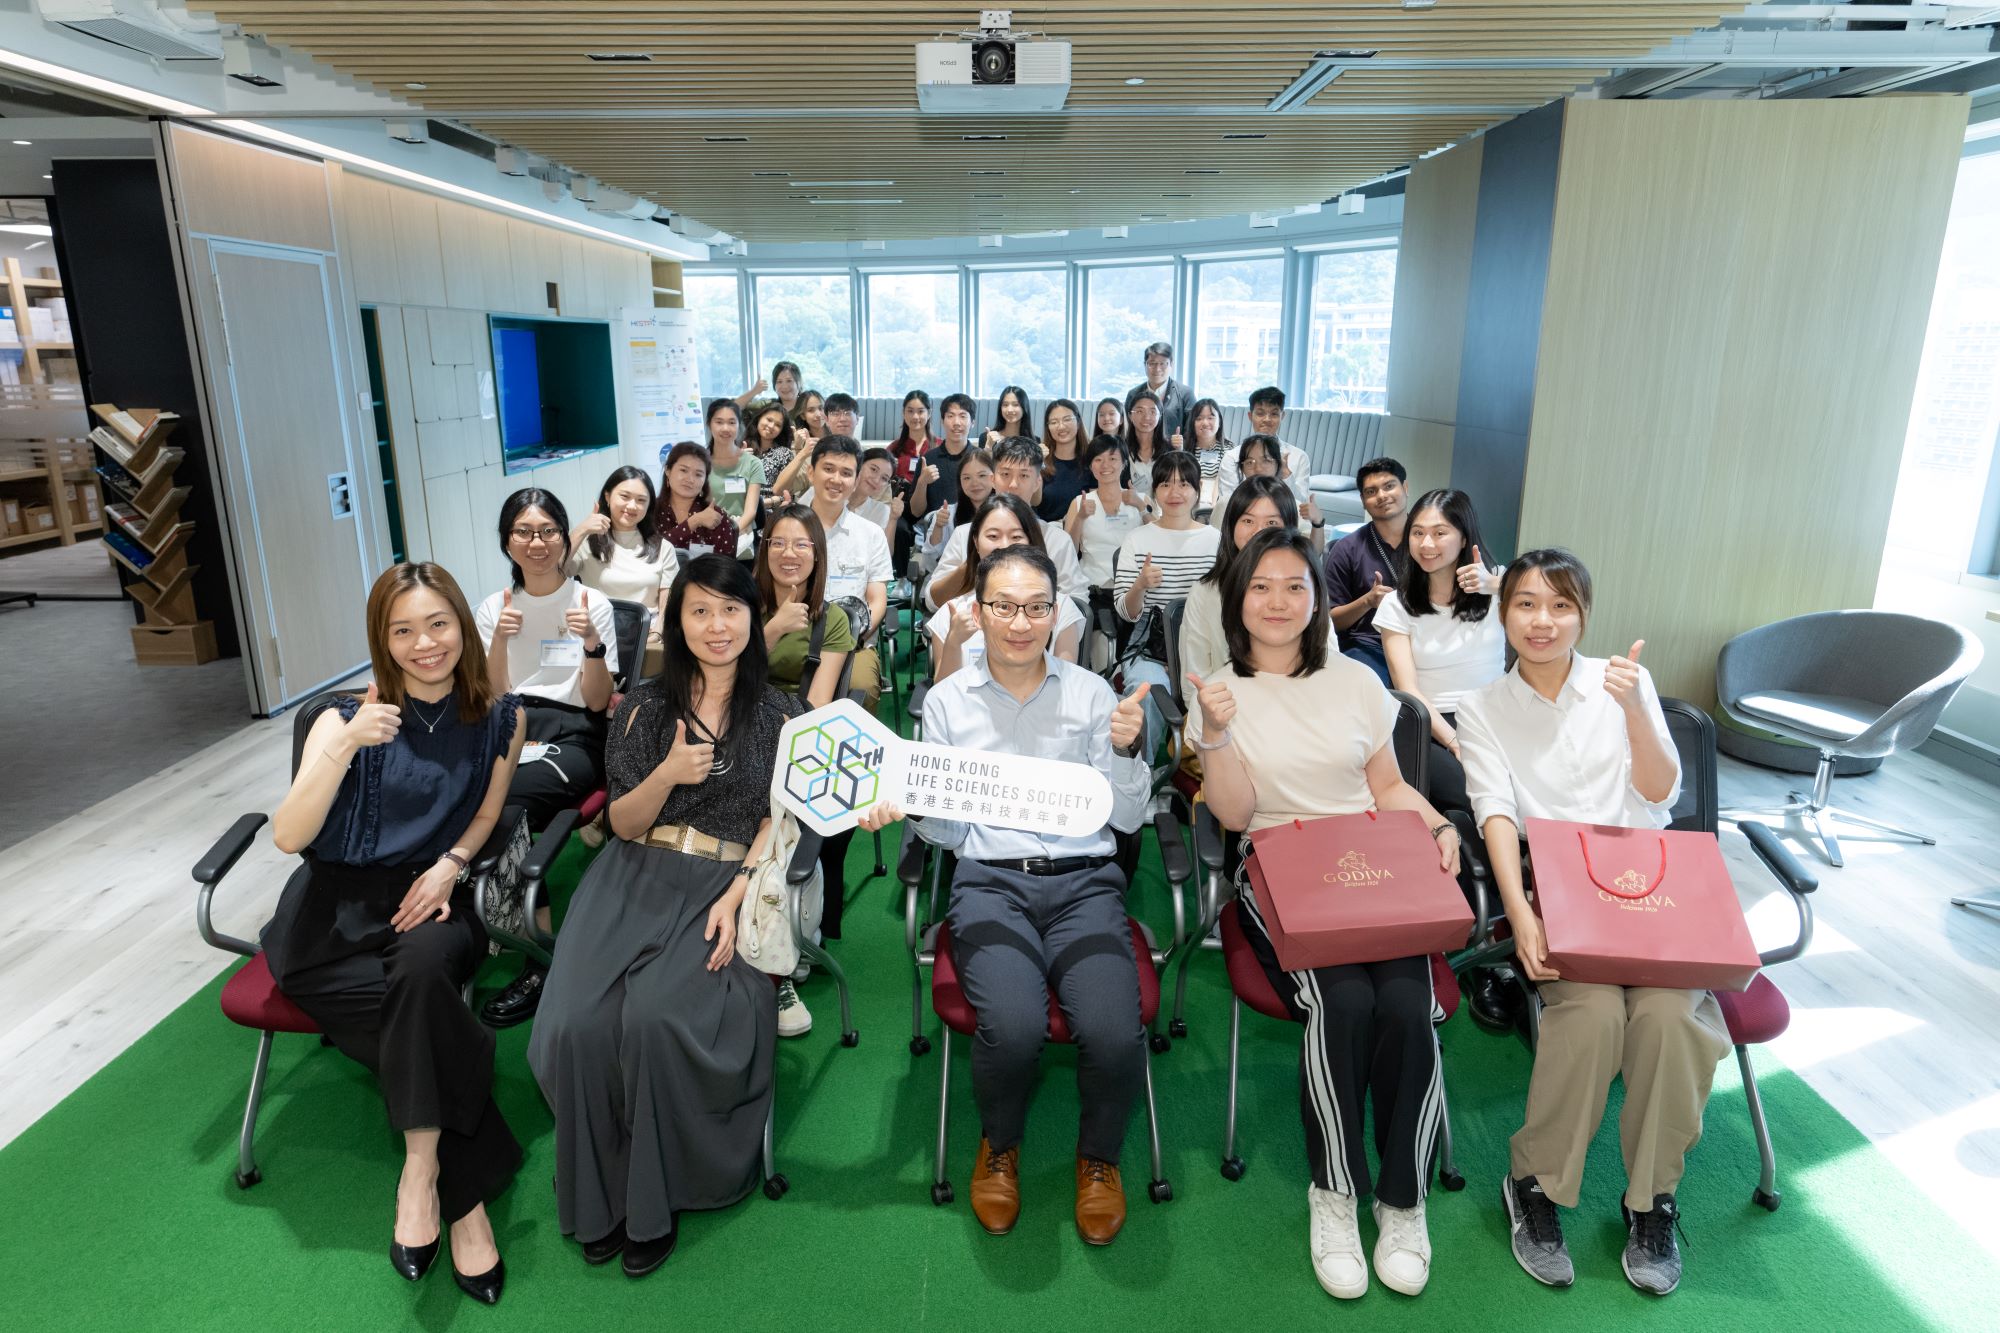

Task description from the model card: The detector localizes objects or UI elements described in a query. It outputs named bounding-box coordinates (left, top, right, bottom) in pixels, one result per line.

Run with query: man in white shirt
left=923, top=437, right=1086, bottom=610
left=1215, top=386, right=1314, bottom=507
left=859, top=544, right=1153, bottom=1246
left=806, top=435, right=893, bottom=707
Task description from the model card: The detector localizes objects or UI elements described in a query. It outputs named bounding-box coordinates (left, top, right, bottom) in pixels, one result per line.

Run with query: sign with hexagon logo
left=771, top=698, right=1113, bottom=838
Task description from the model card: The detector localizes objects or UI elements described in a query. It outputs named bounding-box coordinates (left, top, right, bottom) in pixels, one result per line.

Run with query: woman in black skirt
left=264, top=561, right=526, bottom=1305
left=529, top=554, right=800, bottom=1278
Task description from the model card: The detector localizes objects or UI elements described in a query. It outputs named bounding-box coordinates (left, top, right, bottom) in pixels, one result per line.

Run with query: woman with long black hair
left=985, top=384, right=1035, bottom=446
left=1036, top=397, right=1088, bottom=523
left=570, top=465, right=678, bottom=679
left=529, top=554, right=800, bottom=1279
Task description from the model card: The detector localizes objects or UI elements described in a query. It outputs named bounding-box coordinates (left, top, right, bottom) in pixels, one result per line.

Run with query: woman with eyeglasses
left=658, top=441, right=739, bottom=562
left=471, top=487, right=620, bottom=1029
left=927, top=493, right=1084, bottom=681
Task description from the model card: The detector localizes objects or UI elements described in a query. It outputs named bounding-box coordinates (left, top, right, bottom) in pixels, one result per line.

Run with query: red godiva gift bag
left=1244, top=810, right=1474, bottom=971
left=1524, top=819, right=1759, bottom=992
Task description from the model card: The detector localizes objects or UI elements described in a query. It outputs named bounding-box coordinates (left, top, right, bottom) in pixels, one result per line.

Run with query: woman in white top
left=472, top=486, right=622, bottom=1027
left=570, top=465, right=680, bottom=681
left=1213, top=435, right=1323, bottom=550
left=1454, top=549, right=1723, bottom=1299
left=915, top=447, right=994, bottom=581
left=1374, top=488, right=1505, bottom=818
left=1186, top=396, right=1230, bottom=517
left=1113, top=450, right=1219, bottom=760
left=1121, top=390, right=1170, bottom=513
left=926, top=493, right=1083, bottom=680
left=1191, top=527, right=1460, bottom=1302
left=1065, top=435, right=1146, bottom=669
left=1179, top=475, right=1298, bottom=697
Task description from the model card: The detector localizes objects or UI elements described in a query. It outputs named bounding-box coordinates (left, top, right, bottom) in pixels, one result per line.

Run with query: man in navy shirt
left=1321, top=456, right=1409, bottom=686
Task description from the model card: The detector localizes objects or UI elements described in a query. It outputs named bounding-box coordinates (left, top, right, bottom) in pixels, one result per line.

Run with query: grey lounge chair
left=1716, top=610, right=1981, bottom=867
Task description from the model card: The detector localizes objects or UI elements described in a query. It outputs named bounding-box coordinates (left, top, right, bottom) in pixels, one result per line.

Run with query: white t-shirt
left=1178, top=578, right=1228, bottom=694
left=1186, top=657, right=1397, bottom=833
left=568, top=529, right=679, bottom=606
left=819, top=504, right=893, bottom=636
left=1073, top=493, right=1147, bottom=588
left=1372, top=590, right=1506, bottom=716
left=1112, top=522, right=1220, bottom=621
left=1217, top=442, right=1314, bottom=507
left=800, top=487, right=893, bottom=532
left=473, top=580, right=620, bottom=708
left=924, top=520, right=1084, bottom=610
left=927, top=590, right=1086, bottom=666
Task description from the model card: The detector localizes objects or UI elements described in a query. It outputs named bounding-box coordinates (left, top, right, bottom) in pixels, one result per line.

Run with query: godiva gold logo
left=1323, top=850, right=1394, bottom=885
left=1614, top=868, right=1648, bottom=894
left=1596, top=890, right=1678, bottom=913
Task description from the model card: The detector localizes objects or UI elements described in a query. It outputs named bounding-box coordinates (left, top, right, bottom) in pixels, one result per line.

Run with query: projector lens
left=973, top=40, right=1011, bottom=84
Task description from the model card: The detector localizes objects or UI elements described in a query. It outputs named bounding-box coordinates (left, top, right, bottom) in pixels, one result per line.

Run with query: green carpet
left=3, top=678, right=1993, bottom=1329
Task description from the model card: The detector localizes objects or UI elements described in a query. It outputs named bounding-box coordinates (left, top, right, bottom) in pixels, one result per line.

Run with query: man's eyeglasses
left=980, top=599, right=1057, bottom=622
left=508, top=526, right=562, bottom=544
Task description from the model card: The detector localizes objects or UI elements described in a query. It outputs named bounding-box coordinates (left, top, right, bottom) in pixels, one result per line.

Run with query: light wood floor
left=1, top=716, right=1995, bottom=1259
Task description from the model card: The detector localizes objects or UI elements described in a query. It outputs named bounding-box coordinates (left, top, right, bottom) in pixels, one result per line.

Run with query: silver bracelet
left=1192, top=728, right=1232, bottom=752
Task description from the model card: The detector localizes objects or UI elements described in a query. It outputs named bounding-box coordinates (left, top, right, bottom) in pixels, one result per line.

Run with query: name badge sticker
left=723, top=476, right=748, bottom=495
left=540, top=637, right=584, bottom=670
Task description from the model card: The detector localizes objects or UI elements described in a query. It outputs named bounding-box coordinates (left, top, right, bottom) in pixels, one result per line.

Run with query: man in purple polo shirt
left=1321, top=456, right=1409, bottom=686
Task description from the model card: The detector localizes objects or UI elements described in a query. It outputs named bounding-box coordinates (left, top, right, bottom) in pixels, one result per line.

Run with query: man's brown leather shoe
left=969, top=1138, right=1021, bottom=1235
left=1075, top=1156, right=1126, bottom=1245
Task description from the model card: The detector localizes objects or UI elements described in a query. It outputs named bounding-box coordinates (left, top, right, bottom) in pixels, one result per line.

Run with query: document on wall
left=623, top=306, right=704, bottom=469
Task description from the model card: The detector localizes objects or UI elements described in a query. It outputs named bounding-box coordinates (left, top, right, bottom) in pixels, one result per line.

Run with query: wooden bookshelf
left=0, top=384, right=99, bottom=551
left=3, top=257, right=76, bottom=387
left=89, top=401, right=217, bottom=666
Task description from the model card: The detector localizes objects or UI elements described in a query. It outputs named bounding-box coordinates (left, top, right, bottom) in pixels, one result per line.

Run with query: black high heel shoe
left=454, top=1257, right=506, bottom=1305
left=390, top=1235, right=440, bottom=1282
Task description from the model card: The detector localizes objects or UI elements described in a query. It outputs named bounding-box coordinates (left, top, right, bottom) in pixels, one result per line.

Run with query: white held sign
left=770, top=698, right=1113, bottom=839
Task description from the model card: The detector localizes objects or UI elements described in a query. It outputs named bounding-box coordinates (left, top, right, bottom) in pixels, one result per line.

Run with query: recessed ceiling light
left=404, top=82, right=426, bottom=91
left=40, top=174, right=51, bottom=180
left=1069, top=188, right=1083, bottom=194
left=1125, top=77, right=1146, bottom=86
left=961, top=134, right=1008, bottom=143
left=11, top=139, right=31, bottom=146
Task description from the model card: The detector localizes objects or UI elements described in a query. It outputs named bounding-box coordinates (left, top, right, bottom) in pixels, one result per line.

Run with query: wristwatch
left=583, top=642, right=609, bottom=659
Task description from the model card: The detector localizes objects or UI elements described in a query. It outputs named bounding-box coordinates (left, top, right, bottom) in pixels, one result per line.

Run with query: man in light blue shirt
left=860, top=544, right=1151, bottom=1246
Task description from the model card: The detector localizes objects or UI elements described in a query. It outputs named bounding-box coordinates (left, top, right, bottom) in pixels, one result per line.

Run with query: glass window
left=1192, top=257, right=1283, bottom=402
left=1303, top=248, right=1397, bottom=412
left=684, top=272, right=743, bottom=403
left=1882, top=149, right=2000, bottom=576
left=1084, top=264, right=1174, bottom=400
left=755, top=272, right=853, bottom=394
left=867, top=272, right=961, bottom=395
left=976, top=268, right=1066, bottom=399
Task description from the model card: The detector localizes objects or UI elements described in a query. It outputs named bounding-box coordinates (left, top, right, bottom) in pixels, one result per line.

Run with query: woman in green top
left=705, top=398, right=764, bottom=553
left=756, top=504, right=853, bottom=709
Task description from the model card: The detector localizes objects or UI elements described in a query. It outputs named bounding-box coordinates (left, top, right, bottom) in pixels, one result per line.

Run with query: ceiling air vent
left=586, top=52, right=652, bottom=62
left=35, top=1, right=222, bottom=60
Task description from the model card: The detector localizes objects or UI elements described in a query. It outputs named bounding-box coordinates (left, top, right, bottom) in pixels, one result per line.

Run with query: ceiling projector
left=917, top=9, right=1071, bottom=112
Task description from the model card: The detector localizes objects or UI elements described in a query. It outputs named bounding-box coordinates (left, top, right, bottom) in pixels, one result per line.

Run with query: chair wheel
left=1440, top=1169, right=1466, bottom=1192
left=931, top=1181, right=954, bottom=1206
left=1168, top=1020, right=1188, bottom=1040
left=234, top=1168, right=262, bottom=1189
left=763, top=1173, right=790, bottom=1200
left=1149, top=1180, right=1173, bottom=1204
left=909, top=1035, right=932, bottom=1056
left=1753, top=1187, right=1781, bottom=1212
left=841, top=1030, right=860, bottom=1048
left=1220, top=1157, right=1245, bottom=1182
left=1149, top=1032, right=1171, bottom=1054
left=872, top=862, right=889, bottom=877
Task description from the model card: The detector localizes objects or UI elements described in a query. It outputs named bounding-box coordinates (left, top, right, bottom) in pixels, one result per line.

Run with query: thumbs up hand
left=661, top=718, right=716, bottom=786
left=1111, top=682, right=1150, bottom=754
left=564, top=589, right=603, bottom=650
left=1137, top=553, right=1163, bottom=591
left=1603, top=639, right=1647, bottom=712
left=1186, top=671, right=1236, bottom=737
left=492, top=588, right=524, bottom=645
left=1456, top=544, right=1501, bottom=595
left=1364, top=569, right=1392, bottom=609
left=344, top=681, right=402, bottom=749
left=1078, top=491, right=1097, bottom=519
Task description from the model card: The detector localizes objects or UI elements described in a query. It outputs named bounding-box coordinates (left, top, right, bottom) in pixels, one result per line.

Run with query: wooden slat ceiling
left=205, top=2, right=1744, bottom=242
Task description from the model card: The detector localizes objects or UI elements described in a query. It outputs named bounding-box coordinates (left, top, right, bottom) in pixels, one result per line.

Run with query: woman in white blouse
left=1063, top=435, right=1144, bottom=666
left=1180, top=476, right=1297, bottom=696
left=570, top=465, right=679, bottom=680
left=1375, top=489, right=1504, bottom=818
left=927, top=493, right=1083, bottom=680
left=1455, top=548, right=1726, bottom=1299
left=1192, top=526, right=1460, bottom=1302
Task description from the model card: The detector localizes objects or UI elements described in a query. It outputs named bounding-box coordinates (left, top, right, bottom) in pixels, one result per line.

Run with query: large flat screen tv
left=490, top=315, right=618, bottom=473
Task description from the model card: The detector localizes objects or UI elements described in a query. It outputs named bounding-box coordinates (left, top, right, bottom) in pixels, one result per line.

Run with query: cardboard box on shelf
left=63, top=479, right=100, bottom=525
left=23, top=502, right=55, bottom=533
left=1, top=496, right=21, bottom=537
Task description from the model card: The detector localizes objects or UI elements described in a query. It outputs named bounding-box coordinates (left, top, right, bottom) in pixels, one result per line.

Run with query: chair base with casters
left=1721, top=745, right=1935, bottom=869
left=1213, top=900, right=1465, bottom=1192
left=927, top=917, right=1173, bottom=1208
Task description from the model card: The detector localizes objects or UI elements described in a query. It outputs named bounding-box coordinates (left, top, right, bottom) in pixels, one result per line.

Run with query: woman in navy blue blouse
left=263, top=562, right=527, bottom=1306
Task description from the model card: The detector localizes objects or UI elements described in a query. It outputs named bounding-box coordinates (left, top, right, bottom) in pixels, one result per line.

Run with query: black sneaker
left=481, top=958, right=546, bottom=1028
left=1503, top=1175, right=1574, bottom=1287
left=1621, top=1193, right=1684, bottom=1295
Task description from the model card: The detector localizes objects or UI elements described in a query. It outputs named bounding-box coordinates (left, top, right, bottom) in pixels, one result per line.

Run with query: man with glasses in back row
left=1126, top=341, right=1195, bottom=440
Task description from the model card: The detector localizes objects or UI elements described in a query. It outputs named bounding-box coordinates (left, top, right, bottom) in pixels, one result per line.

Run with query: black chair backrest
left=1158, top=596, right=1190, bottom=707
left=607, top=596, right=650, bottom=691
left=797, top=610, right=859, bottom=709
left=289, top=689, right=356, bottom=779
left=1659, top=697, right=1718, bottom=834
left=1388, top=688, right=1430, bottom=797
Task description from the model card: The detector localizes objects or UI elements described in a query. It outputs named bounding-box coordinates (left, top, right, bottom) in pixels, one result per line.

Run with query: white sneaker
left=1308, top=1186, right=1368, bottom=1299
left=1371, top=1198, right=1432, bottom=1296
left=775, top=980, right=812, bottom=1037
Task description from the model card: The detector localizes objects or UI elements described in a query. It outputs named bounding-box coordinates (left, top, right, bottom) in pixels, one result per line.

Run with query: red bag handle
left=1576, top=831, right=1667, bottom=899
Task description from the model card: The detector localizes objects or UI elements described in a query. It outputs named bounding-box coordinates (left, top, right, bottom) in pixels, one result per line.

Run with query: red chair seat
left=932, top=917, right=1161, bottom=1038
left=1219, top=901, right=1459, bottom=1025
left=1715, top=973, right=1790, bottom=1046
left=220, top=953, right=320, bottom=1034
left=577, top=790, right=608, bottom=822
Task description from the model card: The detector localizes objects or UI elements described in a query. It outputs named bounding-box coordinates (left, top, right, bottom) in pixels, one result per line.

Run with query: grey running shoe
left=775, top=979, right=812, bottom=1037
left=1503, top=1175, right=1574, bottom=1287
left=1621, top=1194, right=1684, bottom=1296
